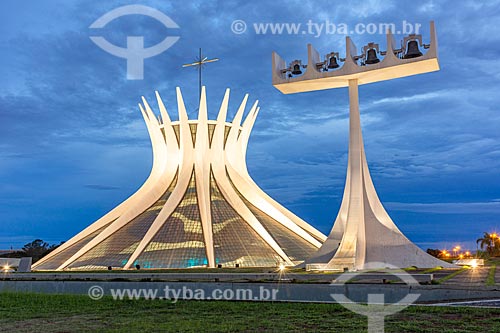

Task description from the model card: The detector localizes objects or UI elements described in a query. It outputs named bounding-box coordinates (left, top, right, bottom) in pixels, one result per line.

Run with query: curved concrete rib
left=194, top=87, right=215, bottom=267
left=226, top=106, right=327, bottom=243
left=33, top=102, right=169, bottom=269
left=55, top=100, right=172, bottom=270
left=225, top=93, right=249, bottom=147
left=123, top=87, right=194, bottom=269
left=224, top=104, right=321, bottom=247
left=211, top=94, right=293, bottom=266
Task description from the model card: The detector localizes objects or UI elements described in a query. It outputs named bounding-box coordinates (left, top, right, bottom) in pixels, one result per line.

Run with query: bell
left=365, top=48, right=380, bottom=64
left=403, top=40, right=423, bottom=59
left=291, top=63, right=302, bottom=75
left=327, top=56, right=339, bottom=69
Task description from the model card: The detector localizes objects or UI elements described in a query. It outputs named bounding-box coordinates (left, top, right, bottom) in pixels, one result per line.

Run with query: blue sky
left=1, top=0, right=499, bottom=253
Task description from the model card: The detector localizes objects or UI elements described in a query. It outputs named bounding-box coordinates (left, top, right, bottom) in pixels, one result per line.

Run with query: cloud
left=84, top=184, right=121, bottom=191
left=370, top=90, right=452, bottom=106
left=386, top=201, right=500, bottom=214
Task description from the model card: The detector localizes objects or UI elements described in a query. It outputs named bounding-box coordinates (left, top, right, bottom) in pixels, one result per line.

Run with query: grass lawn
left=1, top=293, right=500, bottom=332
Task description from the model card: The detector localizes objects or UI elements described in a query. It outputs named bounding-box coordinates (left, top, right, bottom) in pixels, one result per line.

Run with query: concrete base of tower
left=303, top=79, right=455, bottom=272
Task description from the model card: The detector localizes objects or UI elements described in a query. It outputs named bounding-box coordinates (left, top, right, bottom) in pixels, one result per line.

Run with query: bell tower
left=272, top=22, right=454, bottom=270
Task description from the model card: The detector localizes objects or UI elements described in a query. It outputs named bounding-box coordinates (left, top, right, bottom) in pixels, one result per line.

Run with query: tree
left=426, top=248, right=441, bottom=258
left=22, top=239, right=50, bottom=260
left=476, top=232, right=500, bottom=257
left=1, top=240, right=64, bottom=262
left=21, top=239, right=64, bottom=262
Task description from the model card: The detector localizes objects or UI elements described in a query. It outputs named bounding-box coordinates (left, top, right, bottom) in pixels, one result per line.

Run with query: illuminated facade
left=33, top=87, right=326, bottom=270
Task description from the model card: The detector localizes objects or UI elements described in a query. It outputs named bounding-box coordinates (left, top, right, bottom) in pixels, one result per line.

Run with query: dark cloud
left=84, top=184, right=121, bottom=191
